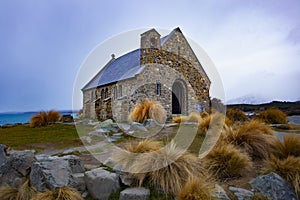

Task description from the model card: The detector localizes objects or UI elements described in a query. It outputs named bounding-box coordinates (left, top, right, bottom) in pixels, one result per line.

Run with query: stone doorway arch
left=172, top=80, right=187, bottom=115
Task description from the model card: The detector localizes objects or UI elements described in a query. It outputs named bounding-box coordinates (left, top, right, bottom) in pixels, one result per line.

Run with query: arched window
left=105, top=88, right=108, bottom=99
left=101, top=89, right=104, bottom=99
left=118, top=85, right=122, bottom=97
left=156, top=82, right=161, bottom=96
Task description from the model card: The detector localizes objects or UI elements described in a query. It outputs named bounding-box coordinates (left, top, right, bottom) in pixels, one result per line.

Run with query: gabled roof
left=82, top=49, right=141, bottom=90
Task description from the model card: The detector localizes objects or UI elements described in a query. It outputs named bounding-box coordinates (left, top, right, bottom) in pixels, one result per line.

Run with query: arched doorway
left=172, top=80, right=187, bottom=114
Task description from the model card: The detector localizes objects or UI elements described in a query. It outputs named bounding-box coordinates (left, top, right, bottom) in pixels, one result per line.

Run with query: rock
left=119, top=187, right=150, bottom=200
left=0, top=146, right=35, bottom=188
left=212, top=184, right=230, bottom=200
left=250, top=172, right=297, bottom=200
left=228, top=186, right=253, bottom=200
left=84, top=168, right=120, bottom=200
left=62, top=155, right=85, bottom=173
left=119, top=174, right=133, bottom=186
left=30, top=155, right=85, bottom=192
left=143, top=119, right=163, bottom=128
left=73, top=173, right=86, bottom=191
left=81, top=136, right=92, bottom=144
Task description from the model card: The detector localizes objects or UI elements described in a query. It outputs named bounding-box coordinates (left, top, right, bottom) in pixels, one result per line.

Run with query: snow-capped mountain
left=226, top=94, right=271, bottom=105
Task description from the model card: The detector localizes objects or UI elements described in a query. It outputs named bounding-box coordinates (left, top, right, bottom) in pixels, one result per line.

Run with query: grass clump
left=226, top=108, right=248, bottom=122
left=0, top=180, right=37, bottom=200
left=204, top=143, right=253, bottom=179
left=32, top=187, right=83, bottom=200
left=273, top=135, right=300, bottom=159
left=266, top=155, right=300, bottom=196
left=259, top=108, right=288, bottom=124
left=128, top=99, right=166, bottom=124
left=220, top=120, right=277, bottom=159
left=113, top=141, right=210, bottom=195
left=30, top=110, right=61, bottom=127
left=177, top=177, right=215, bottom=200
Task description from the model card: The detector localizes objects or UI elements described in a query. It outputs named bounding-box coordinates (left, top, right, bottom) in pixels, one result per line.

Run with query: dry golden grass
left=220, top=121, right=277, bottom=159
left=30, top=111, right=48, bottom=127
left=259, top=108, right=288, bottom=124
left=188, top=112, right=202, bottom=123
left=273, top=136, right=300, bottom=159
left=266, top=155, right=300, bottom=196
left=177, top=177, right=215, bottom=200
left=0, top=180, right=37, bottom=200
left=204, top=143, right=253, bottom=179
left=32, top=187, right=83, bottom=200
left=0, top=185, right=18, bottom=200
left=47, top=110, right=60, bottom=124
left=200, top=111, right=209, bottom=119
left=128, top=99, right=166, bottom=123
left=172, top=115, right=189, bottom=123
left=125, top=139, right=163, bottom=153
left=113, top=141, right=210, bottom=195
left=226, top=108, right=248, bottom=122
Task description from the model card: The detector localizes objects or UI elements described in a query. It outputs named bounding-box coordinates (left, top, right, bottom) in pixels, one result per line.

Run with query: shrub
left=113, top=141, right=209, bottom=195
left=128, top=99, right=166, bottom=123
left=0, top=180, right=37, bottom=200
left=47, top=110, right=60, bottom=124
left=30, top=111, right=48, bottom=127
left=220, top=120, right=277, bottom=159
left=30, top=110, right=60, bottom=127
left=172, top=115, right=189, bottom=123
left=259, top=108, right=288, bottom=124
left=32, top=187, right=83, bottom=200
left=226, top=108, right=248, bottom=122
left=198, top=113, right=228, bottom=136
left=204, top=143, right=253, bottom=179
left=266, top=155, right=300, bottom=196
left=273, top=136, right=300, bottom=159
left=177, top=177, right=214, bottom=200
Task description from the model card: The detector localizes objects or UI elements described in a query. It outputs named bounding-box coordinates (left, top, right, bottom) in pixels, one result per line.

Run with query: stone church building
left=82, top=27, right=211, bottom=122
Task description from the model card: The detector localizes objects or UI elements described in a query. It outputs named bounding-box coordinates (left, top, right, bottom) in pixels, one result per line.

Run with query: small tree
left=226, top=108, right=248, bottom=122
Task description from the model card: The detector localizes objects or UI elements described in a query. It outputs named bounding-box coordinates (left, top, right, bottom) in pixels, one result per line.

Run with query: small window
left=114, top=86, right=117, bottom=99
left=150, top=37, right=156, bottom=48
left=101, top=89, right=104, bottom=99
left=178, top=46, right=180, bottom=56
left=118, top=85, right=122, bottom=97
left=156, top=83, right=161, bottom=96
left=105, top=88, right=108, bottom=98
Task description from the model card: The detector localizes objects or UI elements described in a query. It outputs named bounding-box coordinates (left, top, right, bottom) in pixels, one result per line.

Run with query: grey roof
left=82, top=49, right=141, bottom=90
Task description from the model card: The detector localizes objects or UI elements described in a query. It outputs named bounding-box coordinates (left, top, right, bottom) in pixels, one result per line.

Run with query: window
left=118, top=85, right=122, bottom=97
left=101, top=89, right=104, bottom=99
left=114, top=86, right=117, bottom=99
left=105, top=88, right=108, bottom=98
left=178, top=46, right=180, bottom=56
left=150, top=37, right=156, bottom=48
left=156, top=82, right=161, bottom=96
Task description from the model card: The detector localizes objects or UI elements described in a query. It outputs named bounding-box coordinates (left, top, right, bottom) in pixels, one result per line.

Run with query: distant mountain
left=226, top=94, right=271, bottom=105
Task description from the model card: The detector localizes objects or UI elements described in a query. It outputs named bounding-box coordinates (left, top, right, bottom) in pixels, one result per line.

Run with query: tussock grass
left=128, top=99, right=166, bottom=123
left=226, top=108, right=248, bottom=122
left=172, top=115, right=188, bottom=123
left=266, top=155, right=300, bottom=196
left=0, top=180, right=37, bottom=200
left=113, top=141, right=209, bottom=195
left=47, top=110, right=60, bottom=124
left=177, top=177, right=215, bottom=200
left=125, top=139, right=163, bottom=153
left=204, top=143, right=253, bottom=179
left=30, top=110, right=60, bottom=127
left=273, top=136, right=300, bottom=159
left=32, top=187, right=83, bottom=200
left=220, top=120, right=277, bottom=159
left=259, top=108, right=288, bottom=124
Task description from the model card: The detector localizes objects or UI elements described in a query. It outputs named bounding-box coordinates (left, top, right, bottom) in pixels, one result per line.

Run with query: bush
left=177, top=177, right=214, bottom=200
left=266, top=155, right=300, bottom=196
left=172, top=115, right=189, bottom=123
left=0, top=180, right=37, bottom=200
left=259, top=108, right=288, bottom=124
left=47, top=110, right=60, bottom=124
left=128, top=99, right=166, bottom=123
left=113, top=141, right=209, bottom=195
left=220, top=120, right=277, bottom=159
left=226, top=108, right=248, bottom=122
left=273, top=136, right=300, bottom=159
left=30, top=110, right=60, bottom=127
left=31, top=187, right=83, bottom=200
left=204, top=143, right=253, bottom=179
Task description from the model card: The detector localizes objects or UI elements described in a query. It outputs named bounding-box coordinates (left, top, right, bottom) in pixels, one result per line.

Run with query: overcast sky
left=0, top=0, right=299, bottom=112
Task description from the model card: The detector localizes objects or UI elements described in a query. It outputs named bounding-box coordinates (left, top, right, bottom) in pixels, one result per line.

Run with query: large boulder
left=84, top=168, right=120, bottom=200
left=119, top=187, right=150, bottom=200
left=250, top=172, right=297, bottom=200
left=30, top=154, right=85, bottom=192
left=0, top=144, right=35, bottom=188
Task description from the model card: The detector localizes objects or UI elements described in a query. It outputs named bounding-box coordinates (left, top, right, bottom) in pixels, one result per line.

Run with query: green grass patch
left=0, top=124, right=92, bottom=152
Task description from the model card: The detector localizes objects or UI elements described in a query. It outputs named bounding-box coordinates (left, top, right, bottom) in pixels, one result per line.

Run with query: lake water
left=288, top=115, right=300, bottom=125
left=0, top=111, right=78, bottom=126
